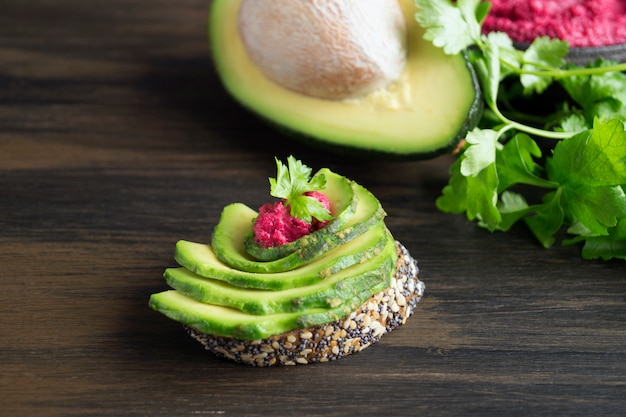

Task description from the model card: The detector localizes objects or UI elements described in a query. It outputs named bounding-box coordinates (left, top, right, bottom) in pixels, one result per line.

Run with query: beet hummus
left=253, top=191, right=331, bottom=248
left=483, top=0, right=626, bottom=47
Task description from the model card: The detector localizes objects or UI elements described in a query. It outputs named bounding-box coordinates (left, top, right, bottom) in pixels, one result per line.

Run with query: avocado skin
left=208, top=0, right=484, bottom=160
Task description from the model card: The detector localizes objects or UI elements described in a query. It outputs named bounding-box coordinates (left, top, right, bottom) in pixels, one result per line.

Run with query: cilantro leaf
left=495, top=191, right=531, bottom=231
left=437, top=156, right=501, bottom=230
left=524, top=190, right=565, bottom=248
left=461, top=128, right=500, bottom=176
left=545, top=119, right=626, bottom=234
left=495, top=133, right=557, bottom=191
left=485, top=31, right=521, bottom=80
left=559, top=113, right=590, bottom=132
left=414, top=0, right=483, bottom=55
left=520, top=37, right=568, bottom=94
left=269, top=156, right=333, bottom=223
left=561, top=185, right=626, bottom=235
left=558, top=61, right=626, bottom=123
left=578, top=219, right=626, bottom=260
left=547, top=119, right=626, bottom=188
left=475, top=39, right=502, bottom=110
left=419, top=0, right=626, bottom=260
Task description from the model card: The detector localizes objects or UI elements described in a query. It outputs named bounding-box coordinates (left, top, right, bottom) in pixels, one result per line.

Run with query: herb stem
left=516, top=62, right=626, bottom=79
left=494, top=108, right=576, bottom=140
left=485, top=64, right=579, bottom=140
left=506, top=121, right=574, bottom=139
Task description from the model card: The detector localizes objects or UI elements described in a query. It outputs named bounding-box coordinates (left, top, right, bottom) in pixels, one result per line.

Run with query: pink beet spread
left=483, top=0, right=626, bottom=47
left=252, top=191, right=331, bottom=248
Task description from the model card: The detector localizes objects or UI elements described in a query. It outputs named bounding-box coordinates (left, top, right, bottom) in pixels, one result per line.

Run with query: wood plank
left=1, top=1, right=625, bottom=416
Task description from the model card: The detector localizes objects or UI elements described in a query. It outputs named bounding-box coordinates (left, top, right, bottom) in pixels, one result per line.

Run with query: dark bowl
left=566, top=43, right=626, bottom=65
left=513, top=41, right=626, bottom=65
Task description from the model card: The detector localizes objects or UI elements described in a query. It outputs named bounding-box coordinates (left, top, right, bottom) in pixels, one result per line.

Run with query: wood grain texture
left=1, top=1, right=625, bottom=416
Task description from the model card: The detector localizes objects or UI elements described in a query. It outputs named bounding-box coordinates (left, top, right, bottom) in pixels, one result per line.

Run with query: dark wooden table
left=2, top=1, right=625, bottom=416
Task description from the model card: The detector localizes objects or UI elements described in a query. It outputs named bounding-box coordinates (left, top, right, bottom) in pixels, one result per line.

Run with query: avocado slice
left=211, top=181, right=385, bottom=274
left=208, top=0, right=482, bottom=159
left=150, top=289, right=362, bottom=340
left=243, top=168, right=357, bottom=262
left=176, top=221, right=390, bottom=290
left=166, top=229, right=396, bottom=314
left=150, top=263, right=393, bottom=342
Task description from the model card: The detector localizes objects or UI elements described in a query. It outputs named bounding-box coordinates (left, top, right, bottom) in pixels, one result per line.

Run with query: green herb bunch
left=415, top=0, right=626, bottom=260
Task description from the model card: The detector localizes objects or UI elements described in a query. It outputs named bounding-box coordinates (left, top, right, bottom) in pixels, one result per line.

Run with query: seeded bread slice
left=185, top=241, right=425, bottom=366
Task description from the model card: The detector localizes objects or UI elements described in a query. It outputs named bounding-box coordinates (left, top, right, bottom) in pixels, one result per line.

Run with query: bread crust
left=185, top=241, right=424, bottom=366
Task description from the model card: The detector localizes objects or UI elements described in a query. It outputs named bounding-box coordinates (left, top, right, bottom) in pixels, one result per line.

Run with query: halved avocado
left=208, top=0, right=482, bottom=159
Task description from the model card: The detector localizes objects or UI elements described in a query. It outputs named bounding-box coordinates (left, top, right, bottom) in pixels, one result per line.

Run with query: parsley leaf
left=461, top=128, right=500, bottom=176
left=495, top=191, right=530, bottom=231
left=524, top=190, right=565, bottom=248
left=437, top=152, right=501, bottom=230
left=520, top=37, right=568, bottom=94
left=578, top=219, right=626, bottom=260
left=269, top=156, right=333, bottom=223
left=546, top=119, right=626, bottom=188
left=416, top=0, right=626, bottom=259
left=558, top=62, right=626, bottom=124
left=414, top=0, right=483, bottom=55
left=495, top=133, right=556, bottom=191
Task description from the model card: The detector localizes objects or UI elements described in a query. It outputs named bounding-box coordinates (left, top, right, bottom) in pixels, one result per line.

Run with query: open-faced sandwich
left=149, top=157, right=425, bottom=366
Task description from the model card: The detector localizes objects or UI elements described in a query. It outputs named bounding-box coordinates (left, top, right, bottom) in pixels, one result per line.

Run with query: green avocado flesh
left=175, top=222, right=390, bottom=291
left=149, top=168, right=399, bottom=340
left=243, top=168, right=357, bottom=261
left=211, top=179, right=385, bottom=274
left=208, top=0, right=482, bottom=159
left=150, top=288, right=378, bottom=341
left=165, top=232, right=395, bottom=315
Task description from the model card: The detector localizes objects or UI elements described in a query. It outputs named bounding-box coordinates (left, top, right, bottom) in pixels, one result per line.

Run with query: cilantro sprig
left=415, top=0, right=626, bottom=260
left=269, top=156, right=333, bottom=223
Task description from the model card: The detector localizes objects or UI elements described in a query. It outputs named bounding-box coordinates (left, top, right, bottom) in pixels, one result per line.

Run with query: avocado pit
left=237, top=0, right=408, bottom=100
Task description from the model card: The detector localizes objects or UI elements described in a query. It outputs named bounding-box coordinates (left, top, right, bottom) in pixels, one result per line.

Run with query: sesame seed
left=183, top=241, right=425, bottom=367
left=396, top=293, right=406, bottom=307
